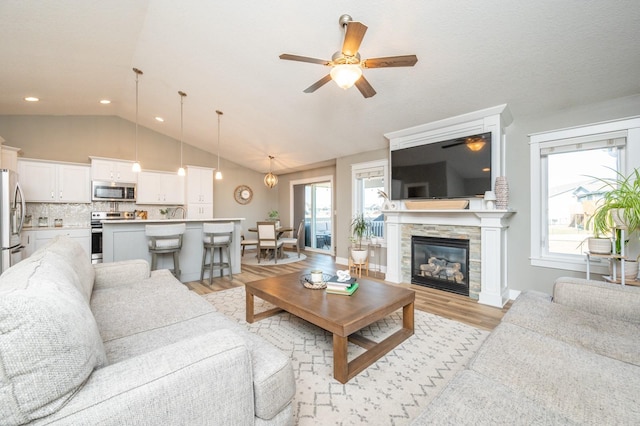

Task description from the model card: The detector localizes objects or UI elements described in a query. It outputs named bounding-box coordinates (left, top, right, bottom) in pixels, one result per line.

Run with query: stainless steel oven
left=91, top=211, right=134, bottom=264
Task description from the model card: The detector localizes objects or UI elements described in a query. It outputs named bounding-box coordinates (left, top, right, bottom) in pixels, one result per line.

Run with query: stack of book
left=325, top=275, right=359, bottom=296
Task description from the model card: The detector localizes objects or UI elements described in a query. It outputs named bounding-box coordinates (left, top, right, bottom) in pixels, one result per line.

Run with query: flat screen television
left=390, top=132, right=492, bottom=200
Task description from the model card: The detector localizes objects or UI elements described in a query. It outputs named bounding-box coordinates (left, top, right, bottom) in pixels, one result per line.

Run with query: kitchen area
left=15, top=154, right=244, bottom=281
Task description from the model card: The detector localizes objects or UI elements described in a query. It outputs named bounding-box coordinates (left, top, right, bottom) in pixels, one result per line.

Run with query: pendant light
left=132, top=68, right=143, bottom=172
left=264, top=155, right=278, bottom=188
left=177, top=90, right=187, bottom=176
left=215, top=110, right=223, bottom=180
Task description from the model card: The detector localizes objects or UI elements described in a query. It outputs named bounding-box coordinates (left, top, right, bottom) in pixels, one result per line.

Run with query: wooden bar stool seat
left=201, top=222, right=234, bottom=284
left=145, top=223, right=186, bottom=279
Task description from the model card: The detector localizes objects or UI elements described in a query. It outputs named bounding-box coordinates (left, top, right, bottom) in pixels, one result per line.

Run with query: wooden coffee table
left=245, top=272, right=415, bottom=383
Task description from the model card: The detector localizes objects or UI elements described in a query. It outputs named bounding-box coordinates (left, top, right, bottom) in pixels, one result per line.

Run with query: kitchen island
left=101, top=218, right=245, bottom=282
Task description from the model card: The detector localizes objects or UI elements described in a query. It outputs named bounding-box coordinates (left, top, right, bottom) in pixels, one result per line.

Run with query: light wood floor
left=185, top=249, right=511, bottom=331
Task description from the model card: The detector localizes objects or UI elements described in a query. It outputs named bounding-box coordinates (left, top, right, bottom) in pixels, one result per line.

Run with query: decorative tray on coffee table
left=300, top=273, right=332, bottom=290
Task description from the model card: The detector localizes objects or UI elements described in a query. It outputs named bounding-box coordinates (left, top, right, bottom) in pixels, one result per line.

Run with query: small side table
left=368, top=243, right=382, bottom=278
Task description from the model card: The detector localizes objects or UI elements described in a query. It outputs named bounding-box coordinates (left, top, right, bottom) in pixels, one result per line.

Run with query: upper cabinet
left=90, top=158, right=137, bottom=183
left=1, top=146, right=20, bottom=172
left=18, top=159, right=91, bottom=203
left=186, top=166, right=214, bottom=219
left=186, top=166, right=213, bottom=204
left=137, top=170, right=185, bottom=205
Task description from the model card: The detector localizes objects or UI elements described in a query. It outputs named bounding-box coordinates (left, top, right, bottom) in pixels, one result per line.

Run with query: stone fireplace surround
left=385, top=210, right=513, bottom=307
left=383, top=105, right=515, bottom=308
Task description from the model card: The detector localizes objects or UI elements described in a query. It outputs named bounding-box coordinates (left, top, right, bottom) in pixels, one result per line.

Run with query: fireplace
left=411, top=236, right=470, bottom=296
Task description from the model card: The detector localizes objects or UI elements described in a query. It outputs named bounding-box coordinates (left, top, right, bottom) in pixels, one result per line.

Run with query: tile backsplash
left=25, top=202, right=184, bottom=227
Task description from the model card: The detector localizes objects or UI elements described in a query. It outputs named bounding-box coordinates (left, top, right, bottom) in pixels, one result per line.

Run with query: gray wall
left=0, top=115, right=276, bottom=233
left=3, top=93, right=640, bottom=296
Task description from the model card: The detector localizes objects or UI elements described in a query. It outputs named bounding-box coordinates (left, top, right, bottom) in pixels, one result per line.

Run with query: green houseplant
left=350, top=213, right=371, bottom=264
left=587, top=168, right=640, bottom=281
left=588, top=168, right=640, bottom=237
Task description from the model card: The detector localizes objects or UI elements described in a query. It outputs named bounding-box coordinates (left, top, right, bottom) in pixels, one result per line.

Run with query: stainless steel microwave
left=91, top=181, right=136, bottom=202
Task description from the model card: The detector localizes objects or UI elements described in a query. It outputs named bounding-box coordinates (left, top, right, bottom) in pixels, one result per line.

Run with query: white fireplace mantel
left=384, top=209, right=515, bottom=308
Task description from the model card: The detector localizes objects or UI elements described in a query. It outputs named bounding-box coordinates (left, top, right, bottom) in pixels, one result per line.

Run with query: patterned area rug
left=203, top=286, right=489, bottom=425
left=241, top=251, right=307, bottom=266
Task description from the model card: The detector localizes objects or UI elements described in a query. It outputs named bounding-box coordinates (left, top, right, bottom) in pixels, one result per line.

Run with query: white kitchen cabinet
left=186, top=166, right=213, bottom=219
left=21, top=229, right=37, bottom=258
left=1, top=146, right=20, bottom=172
left=188, top=204, right=214, bottom=219
left=18, top=159, right=91, bottom=203
left=90, top=158, right=137, bottom=183
left=137, top=170, right=185, bottom=205
left=22, top=228, right=91, bottom=260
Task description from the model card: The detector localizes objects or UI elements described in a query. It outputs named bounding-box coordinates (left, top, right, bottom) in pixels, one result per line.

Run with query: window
left=352, top=160, right=388, bottom=241
left=530, top=117, right=640, bottom=273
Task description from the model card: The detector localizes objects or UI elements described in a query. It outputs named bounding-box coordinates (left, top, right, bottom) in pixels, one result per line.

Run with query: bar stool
left=145, top=223, right=186, bottom=279
left=201, top=222, right=234, bottom=284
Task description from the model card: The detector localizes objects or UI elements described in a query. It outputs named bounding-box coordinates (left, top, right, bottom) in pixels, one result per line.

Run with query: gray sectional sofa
left=413, top=277, right=640, bottom=425
left=0, top=236, right=295, bottom=425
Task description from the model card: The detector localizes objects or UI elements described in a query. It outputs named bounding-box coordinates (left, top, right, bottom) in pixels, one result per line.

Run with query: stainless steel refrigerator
left=0, top=169, right=25, bottom=274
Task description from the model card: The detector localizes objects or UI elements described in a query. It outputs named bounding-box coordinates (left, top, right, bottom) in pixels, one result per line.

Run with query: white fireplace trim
left=385, top=209, right=515, bottom=308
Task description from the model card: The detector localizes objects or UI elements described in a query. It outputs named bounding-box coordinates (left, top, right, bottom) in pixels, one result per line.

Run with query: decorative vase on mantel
left=495, top=176, right=509, bottom=209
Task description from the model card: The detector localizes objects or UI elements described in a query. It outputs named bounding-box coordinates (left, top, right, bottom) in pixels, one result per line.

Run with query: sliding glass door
left=291, top=177, right=333, bottom=254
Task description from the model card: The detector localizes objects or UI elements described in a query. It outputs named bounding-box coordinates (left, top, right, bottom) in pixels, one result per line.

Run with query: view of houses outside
left=547, top=148, right=618, bottom=255
left=360, top=176, right=385, bottom=237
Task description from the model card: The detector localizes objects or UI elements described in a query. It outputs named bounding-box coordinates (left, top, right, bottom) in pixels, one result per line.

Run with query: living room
left=1, top=2, right=639, bottom=425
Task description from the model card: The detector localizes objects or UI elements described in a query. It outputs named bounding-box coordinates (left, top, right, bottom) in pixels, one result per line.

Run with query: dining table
left=247, top=224, right=294, bottom=259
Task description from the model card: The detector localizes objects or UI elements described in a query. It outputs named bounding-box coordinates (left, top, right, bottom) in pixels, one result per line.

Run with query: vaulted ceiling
left=0, top=1, right=638, bottom=174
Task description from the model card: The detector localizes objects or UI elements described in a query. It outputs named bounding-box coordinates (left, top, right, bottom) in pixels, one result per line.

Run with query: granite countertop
left=101, top=217, right=245, bottom=224
left=23, top=225, right=90, bottom=230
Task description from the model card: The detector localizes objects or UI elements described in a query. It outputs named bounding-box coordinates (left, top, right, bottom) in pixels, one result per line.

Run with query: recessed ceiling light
left=99, top=99, right=111, bottom=104
left=482, top=167, right=491, bottom=172
left=24, top=96, right=39, bottom=102
left=155, top=116, right=164, bottom=122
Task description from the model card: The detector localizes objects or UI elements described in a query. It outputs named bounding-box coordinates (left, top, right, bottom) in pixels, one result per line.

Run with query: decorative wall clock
left=234, top=185, right=253, bottom=204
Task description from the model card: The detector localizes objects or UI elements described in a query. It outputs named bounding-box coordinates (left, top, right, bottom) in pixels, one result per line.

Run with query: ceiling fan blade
left=355, top=75, right=376, bottom=98
left=279, top=54, right=331, bottom=66
left=342, top=21, right=368, bottom=57
left=362, top=55, right=418, bottom=68
left=303, top=74, right=332, bottom=93
left=442, top=141, right=465, bottom=149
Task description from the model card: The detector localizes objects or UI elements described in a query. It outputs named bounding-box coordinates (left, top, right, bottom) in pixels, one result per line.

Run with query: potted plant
left=350, top=213, right=371, bottom=264
left=587, top=168, right=640, bottom=281
left=267, top=209, right=279, bottom=221
left=588, top=168, right=640, bottom=235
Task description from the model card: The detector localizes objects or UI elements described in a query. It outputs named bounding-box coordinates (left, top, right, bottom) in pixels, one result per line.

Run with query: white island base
left=102, top=218, right=245, bottom=282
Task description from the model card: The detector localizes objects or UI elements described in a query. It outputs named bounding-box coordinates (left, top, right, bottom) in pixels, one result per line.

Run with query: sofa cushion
left=553, top=277, right=640, bottom=324
left=468, top=322, right=640, bottom=424
left=41, top=235, right=96, bottom=302
left=91, top=270, right=295, bottom=421
left=503, top=290, right=640, bottom=366
left=411, top=370, right=575, bottom=425
left=0, top=252, right=107, bottom=425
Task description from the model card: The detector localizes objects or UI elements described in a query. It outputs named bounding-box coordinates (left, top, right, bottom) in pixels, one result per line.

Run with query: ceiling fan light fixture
left=465, top=137, right=486, bottom=152
left=330, top=64, right=362, bottom=89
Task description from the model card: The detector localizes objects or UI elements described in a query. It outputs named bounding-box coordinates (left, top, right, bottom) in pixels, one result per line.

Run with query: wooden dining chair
left=256, top=221, right=284, bottom=263
left=280, top=220, right=305, bottom=258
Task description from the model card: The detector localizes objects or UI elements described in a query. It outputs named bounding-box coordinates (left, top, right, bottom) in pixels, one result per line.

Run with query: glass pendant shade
left=215, top=170, right=222, bottom=180
left=132, top=162, right=141, bottom=173
left=330, top=64, right=363, bottom=89
left=264, top=155, right=278, bottom=188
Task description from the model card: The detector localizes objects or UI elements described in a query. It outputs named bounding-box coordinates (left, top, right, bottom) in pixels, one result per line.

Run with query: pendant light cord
left=178, top=91, right=187, bottom=171
left=216, top=110, right=223, bottom=176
